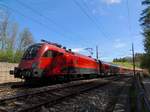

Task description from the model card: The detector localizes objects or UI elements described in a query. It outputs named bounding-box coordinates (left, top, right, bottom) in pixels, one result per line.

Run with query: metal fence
left=0, top=62, right=22, bottom=84
left=135, top=74, right=150, bottom=112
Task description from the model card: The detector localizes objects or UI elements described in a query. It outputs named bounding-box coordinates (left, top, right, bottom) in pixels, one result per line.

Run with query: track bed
left=0, top=75, right=132, bottom=112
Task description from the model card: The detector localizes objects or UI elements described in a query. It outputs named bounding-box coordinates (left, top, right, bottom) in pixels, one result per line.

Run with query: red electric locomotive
left=10, top=40, right=143, bottom=82
left=10, top=40, right=100, bottom=81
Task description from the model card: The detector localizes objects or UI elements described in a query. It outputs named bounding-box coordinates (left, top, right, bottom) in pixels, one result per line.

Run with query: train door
left=40, top=50, right=53, bottom=76
left=40, top=50, right=66, bottom=77
left=51, top=52, right=66, bottom=75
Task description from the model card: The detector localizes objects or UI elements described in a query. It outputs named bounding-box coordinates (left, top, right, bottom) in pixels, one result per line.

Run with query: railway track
left=0, top=76, right=122, bottom=112
left=0, top=75, right=120, bottom=97
left=47, top=76, right=132, bottom=112
left=0, top=82, right=28, bottom=98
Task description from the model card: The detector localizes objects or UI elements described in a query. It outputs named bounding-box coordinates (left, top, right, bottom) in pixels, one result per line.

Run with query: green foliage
left=113, top=53, right=143, bottom=68
left=0, top=50, right=7, bottom=62
left=0, top=10, right=34, bottom=63
left=0, top=50, right=13, bottom=62
left=113, top=62, right=134, bottom=68
left=140, top=53, right=150, bottom=72
left=14, top=51, right=24, bottom=63
left=140, top=0, right=150, bottom=72
left=143, top=30, right=150, bottom=53
left=6, top=49, right=14, bottom=62
left=0, top=50, right=24, bottom=63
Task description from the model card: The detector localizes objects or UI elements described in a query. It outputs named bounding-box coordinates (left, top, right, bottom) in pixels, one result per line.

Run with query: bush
left=14, top=51, right=23, bottom=63
left=0, top=51, right=7, bottom=62
left=0, top=50, right=23, bottom=63
left=140, top=54, right=150, bottom=72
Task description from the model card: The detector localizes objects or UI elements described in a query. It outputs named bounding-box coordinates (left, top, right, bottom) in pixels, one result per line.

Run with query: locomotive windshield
left=22, top=44, right=42, bottom=60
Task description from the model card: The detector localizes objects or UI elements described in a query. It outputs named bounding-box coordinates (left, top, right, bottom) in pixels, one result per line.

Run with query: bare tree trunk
left=8, top=22, right=18, bottom=49
left=0, top=13, right=9, bottom=50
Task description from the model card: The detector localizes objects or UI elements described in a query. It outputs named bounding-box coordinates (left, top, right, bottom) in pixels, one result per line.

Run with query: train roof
left=34, top=41, right=143, bottom=71
left=39, top=42, right=97, bottom=61
left=74, top=52, right=97, bottom=61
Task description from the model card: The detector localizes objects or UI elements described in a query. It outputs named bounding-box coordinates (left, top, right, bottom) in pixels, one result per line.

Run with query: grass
left=112, top=62, right=139, bottom=69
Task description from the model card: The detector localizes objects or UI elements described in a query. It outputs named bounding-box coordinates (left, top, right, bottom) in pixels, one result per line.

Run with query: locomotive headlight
left=32, top=62, right=38, bottom=68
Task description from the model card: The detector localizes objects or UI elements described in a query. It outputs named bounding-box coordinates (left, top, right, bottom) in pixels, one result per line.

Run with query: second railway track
left=0, top=75, right=119, bottom=97
left=0, top=76, right=123, bottom=112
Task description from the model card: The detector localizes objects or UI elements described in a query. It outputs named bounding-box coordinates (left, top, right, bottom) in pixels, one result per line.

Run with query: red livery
left=10, top=40, right=142, bottom=81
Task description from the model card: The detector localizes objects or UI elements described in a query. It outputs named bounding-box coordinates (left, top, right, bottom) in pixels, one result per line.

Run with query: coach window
left=43, top=50, right=58, bottom=58
left=43, top=50, right=53, bottom=58
left=52, top=51, right=58, bottom=57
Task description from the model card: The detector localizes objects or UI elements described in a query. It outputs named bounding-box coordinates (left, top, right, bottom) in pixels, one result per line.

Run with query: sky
left=0, top=0, right=144, bottom=62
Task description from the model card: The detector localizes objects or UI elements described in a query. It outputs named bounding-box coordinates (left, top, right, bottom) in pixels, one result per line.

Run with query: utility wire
left=15, top=0, right=92, bottom=46
left=126, top=0, right=132, bottom=36
left=0, top=3, right=93, bottom=52
left=16, top=0, right=67, bottom=35
left=126, top=0, right=136, bottom=65
left=73, top=0, right=110, bottom=40
left=81, top=0, right=112, bottom=39
left=0, top=3, right=69, bottom=39
left=0, top=3, right=90, bottom=47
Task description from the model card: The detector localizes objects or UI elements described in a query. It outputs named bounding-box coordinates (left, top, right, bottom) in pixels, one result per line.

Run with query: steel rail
left=15, top=77, right=126, bottom=112
left=19, top=81, right=108, bottom=112
left=0, top=75, right=118, bottom=102
left=0, top=77, right=121, bottom=112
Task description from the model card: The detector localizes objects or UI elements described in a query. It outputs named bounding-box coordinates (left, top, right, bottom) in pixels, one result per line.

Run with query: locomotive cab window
left=43, top=50, right=59, bottom=58
left=22, top=44, right=42, bottom=60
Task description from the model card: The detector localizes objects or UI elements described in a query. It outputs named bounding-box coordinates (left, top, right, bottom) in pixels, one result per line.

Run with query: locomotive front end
left=10, top=43, right=43, bottom=79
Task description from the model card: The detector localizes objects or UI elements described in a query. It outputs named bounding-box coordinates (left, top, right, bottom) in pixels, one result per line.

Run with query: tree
left=140, top=0, right=150, bottom=72
left=8, top=22, right=18, bottom=50
left=0, top=9, right=35, bottom=62
left=18, top=28, right=34, bottom=51
left=0, top=12, right=9, bottom=50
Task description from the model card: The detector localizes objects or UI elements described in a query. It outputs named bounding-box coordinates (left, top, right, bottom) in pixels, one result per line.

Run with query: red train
left=10, top=40, right=142, bottom=81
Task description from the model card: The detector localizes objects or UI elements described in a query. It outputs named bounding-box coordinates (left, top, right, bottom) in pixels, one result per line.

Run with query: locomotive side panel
left=72, top=54, right=99, bottom=75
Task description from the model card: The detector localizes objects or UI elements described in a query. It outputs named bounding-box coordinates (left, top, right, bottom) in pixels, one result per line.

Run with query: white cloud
left=114, top=43, right=126, bottom=48
left=92, top=8, right=109, bottom=16
left=102, top=0, right=121, bottom=4
left=72, top=48, right=84, bottom=52
left=100, top=57, right=113, bottom=62
left=115, top=38, right=121, bottom=42
left=114, top=39, right=126, bottom=48
left=83, top=0, right=110, bottom=16
left=118, top=15, right=125, bottom=20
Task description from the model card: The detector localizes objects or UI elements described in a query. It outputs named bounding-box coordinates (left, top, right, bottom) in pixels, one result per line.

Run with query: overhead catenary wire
left=126, top=0, right=133, bottom=37
left=16, top=0, right=60, bottom=27
left=0, top=3, right=90, bottom=47
left=16, top=0, right=69, bottom=36
left=126, top=0, right=137, bottom=69
left=73, top=0, right=111, bottom=40
left=81, top=0, right=113, bottom=39
left=0, top=3, right=96, bottom=56
left=15, top=0, right=93, bottom=47
left=0, top=3, right=69, bottom=38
